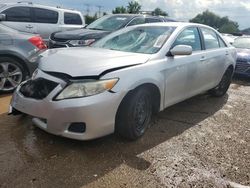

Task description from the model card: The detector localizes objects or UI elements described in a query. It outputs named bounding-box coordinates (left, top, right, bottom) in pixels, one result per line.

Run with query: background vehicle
left=232, top=36, right=250, bottom=77
left=0, top=24, right=46, bottom=93
left=49, top=14, right=176, bottom=48
left=221, top=33, right=238, bottom=44
left=0, top=2, right=85, bottom=42
left=10, top=23, right=236, bottom=140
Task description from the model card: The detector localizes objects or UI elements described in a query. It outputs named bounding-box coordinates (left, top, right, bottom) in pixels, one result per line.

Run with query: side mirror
left=0, top=14, right=6, bottom=21
left=169, top=45, right=192, bottom=56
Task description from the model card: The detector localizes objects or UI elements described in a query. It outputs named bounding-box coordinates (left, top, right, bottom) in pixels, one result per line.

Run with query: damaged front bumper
left=9, top=70, right=125, bottom=140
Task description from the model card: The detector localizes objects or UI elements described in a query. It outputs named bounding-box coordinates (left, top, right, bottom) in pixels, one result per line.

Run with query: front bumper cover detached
left=10, top=71, right=125, bottom=140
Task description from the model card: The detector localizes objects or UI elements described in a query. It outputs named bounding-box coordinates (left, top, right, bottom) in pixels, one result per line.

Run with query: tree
left=112, top=6, right=127, bottom=14
left=220, top=23, right=239, bottom=33
left=85, top=13, right=98, bottom=25
left=127, top=1, right=141, bottom=14
left=190, top=10, right=239, bottom=33
left=152, top=8, right=168, bottom=16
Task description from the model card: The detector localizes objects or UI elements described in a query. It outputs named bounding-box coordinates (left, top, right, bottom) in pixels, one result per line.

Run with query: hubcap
left=134, top=95, right=150, bottom=133
left=0, top=62, right=23, bottom=91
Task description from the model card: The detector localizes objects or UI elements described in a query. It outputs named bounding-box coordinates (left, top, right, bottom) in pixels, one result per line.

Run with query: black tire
left=115, top=87, right=153, bottom=140
left=209, top=67, right=233, bottom=97
left=0, top=57, right=26, bottom=93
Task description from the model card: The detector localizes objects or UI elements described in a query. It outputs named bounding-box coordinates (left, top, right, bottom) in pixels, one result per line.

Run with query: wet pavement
left=0, top=79, right=249, bottom=188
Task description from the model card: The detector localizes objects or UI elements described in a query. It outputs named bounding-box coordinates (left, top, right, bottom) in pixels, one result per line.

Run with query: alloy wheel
left=0, top=62, right=23, bottom=91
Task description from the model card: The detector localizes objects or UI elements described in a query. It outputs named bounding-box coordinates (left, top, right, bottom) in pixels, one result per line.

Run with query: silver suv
left=0, top=2, right=85, bottom=42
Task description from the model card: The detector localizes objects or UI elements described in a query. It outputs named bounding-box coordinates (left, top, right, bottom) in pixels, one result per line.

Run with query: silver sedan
left=10, top=22, right=236, bottom=140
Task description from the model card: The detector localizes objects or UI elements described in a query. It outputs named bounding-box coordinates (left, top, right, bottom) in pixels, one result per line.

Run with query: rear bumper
left=10, top=79, right=125, bottom=140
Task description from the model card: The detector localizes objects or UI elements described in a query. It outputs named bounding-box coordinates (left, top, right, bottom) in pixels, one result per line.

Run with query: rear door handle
left=26, top=25, right=33, bottom=29
left=225, top=51, right=229, bottom=55
left=200, top=56, right=206, bottom=61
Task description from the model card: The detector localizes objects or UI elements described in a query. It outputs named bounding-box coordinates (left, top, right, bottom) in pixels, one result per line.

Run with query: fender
left=0, top=50, right=29, bottom=64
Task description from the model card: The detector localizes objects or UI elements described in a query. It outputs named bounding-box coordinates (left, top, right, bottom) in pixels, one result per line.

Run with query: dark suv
left=49, top=14, right=176, bottom=48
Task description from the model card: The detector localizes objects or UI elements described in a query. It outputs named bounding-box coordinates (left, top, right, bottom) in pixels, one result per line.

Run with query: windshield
left=86, top=15, right=132, bottom=31
left=233, top=37, right=250, bottom=49
left=92, top=26, right=176, bottom=54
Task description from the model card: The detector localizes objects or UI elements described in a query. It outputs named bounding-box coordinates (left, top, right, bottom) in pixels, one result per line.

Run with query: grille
left=235, top=61, right=250, bottom=74
left=20, top=78, right=58, bottom=100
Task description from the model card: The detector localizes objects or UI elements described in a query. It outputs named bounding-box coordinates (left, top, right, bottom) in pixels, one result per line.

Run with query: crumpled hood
left=52, top=28, right=110, bottom=41
left=38, top=47, right=151, bottom=77
left=236, top=48, right=250, bottom=61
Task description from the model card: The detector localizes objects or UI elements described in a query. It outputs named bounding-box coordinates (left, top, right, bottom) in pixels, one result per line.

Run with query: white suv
left=0, top=2, right=85, bottom=42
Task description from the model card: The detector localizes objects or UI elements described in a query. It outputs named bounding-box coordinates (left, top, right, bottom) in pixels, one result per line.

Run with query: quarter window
left=218, top=35, right=227, bottom=47
left=172, top=27, right=202, bottom=51
left=33, top=8, right=58, bottom=24
left=64, top=13, right=82, bottom=25
left=3, top=7, right=31, bottom=22
left=201, top=28, right=220, bottom=49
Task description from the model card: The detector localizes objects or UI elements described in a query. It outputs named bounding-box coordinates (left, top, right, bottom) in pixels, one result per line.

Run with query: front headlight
left=56, top=78, right=118, bottom=100
left=68, top=39, right=96, bottom=46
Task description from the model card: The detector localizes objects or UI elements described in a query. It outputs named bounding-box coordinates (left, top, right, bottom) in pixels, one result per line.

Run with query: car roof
left=0, top=2, right=82, bottom=13
left=131, top=22, right=210, bottom=28
left=235, top=36, right=250, bottom=39
left=107, top=14, right=167, bottom=19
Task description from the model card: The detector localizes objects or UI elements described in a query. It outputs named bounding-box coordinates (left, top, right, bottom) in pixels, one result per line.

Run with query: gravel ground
left=0, top=79, right=249, bottom=188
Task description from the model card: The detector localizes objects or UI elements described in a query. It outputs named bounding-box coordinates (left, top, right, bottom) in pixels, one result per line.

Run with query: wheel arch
left=0, top=53, right=30, bottom=76
left=116, top=82, right=162, bottom=116
left=227, top=64, right=234, bottom=73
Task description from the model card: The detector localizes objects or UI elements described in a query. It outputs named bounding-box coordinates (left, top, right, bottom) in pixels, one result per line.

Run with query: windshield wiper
left=87, top=27, right=105, bottom=31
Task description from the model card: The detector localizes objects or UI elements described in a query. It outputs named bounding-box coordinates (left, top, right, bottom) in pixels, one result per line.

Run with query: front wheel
left=115, top=87, right=153, bottom=140
left=209, top=68, right=233, bottom=97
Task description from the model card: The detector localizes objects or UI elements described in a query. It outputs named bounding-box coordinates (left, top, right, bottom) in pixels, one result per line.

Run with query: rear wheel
left=0, top=57, right=26, bottom=93
left=115, top=87, right=153, bottom=140
left=209, top=67, right=233, bottom=97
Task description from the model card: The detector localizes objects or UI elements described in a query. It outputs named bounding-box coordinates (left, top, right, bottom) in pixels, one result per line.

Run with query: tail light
left=28, top=36, right=47, bottom=50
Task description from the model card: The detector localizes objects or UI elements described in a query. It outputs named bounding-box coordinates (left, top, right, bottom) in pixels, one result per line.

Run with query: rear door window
left=201, top=28, right=220, bottom=50
left=64, top=12, right=82, bottom=25
left=2, top=6, right=32, bottom=22
left=218, top=35, right=227, bottom=47
left=33, top=8, right=58, bottom=24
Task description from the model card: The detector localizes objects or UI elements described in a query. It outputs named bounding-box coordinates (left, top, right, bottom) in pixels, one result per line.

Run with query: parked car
left=221, top=33, right=238, bottom=44
left=0, top=24, right=46, bottom=93
left=232, top=36, right=250, bottom=77
left=0, top=2, right=85, bottom=42
left=10, top=22, right=236, bottom=140
left=49, top=14, right=176, bottom=48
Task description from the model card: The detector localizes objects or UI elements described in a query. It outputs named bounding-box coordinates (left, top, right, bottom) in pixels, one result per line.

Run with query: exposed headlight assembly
left=68, top=39, right=96, bottom=46
left=55, top=78, right=118, bottom=100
